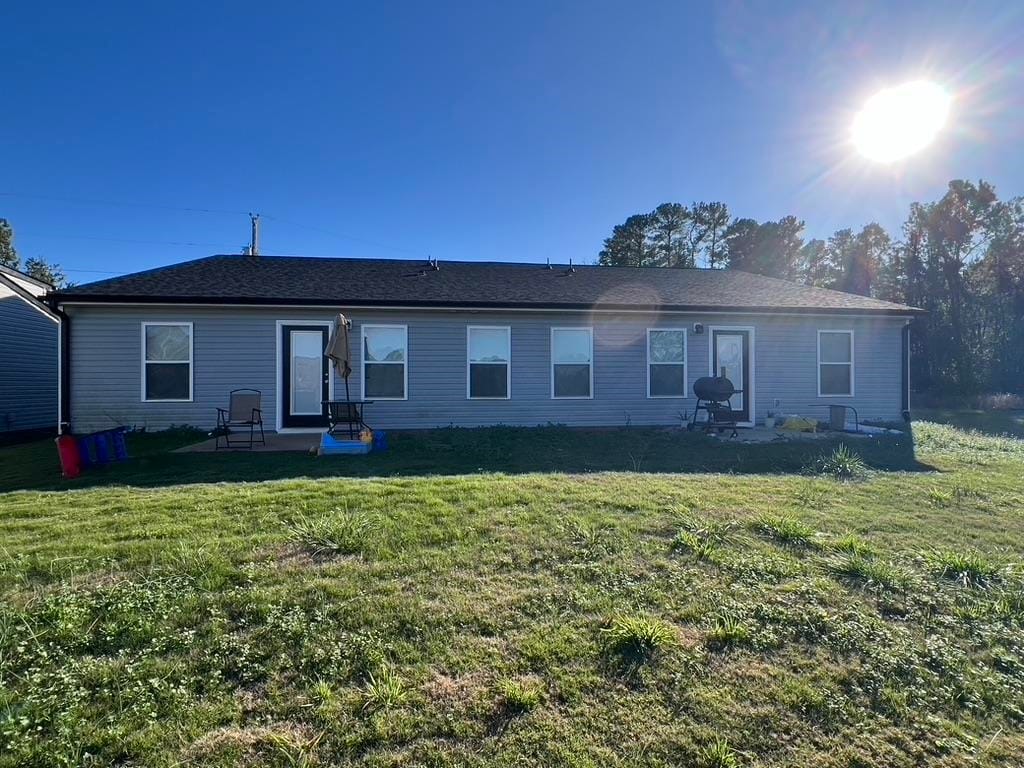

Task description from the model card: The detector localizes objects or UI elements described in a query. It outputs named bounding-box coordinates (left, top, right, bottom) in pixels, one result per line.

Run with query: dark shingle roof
left=51, top=254, right=921, bottom=315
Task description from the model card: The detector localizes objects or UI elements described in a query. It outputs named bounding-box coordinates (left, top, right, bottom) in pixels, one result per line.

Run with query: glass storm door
left=281, top=325, right=329, bottom=428
left=711, top=329, right=750, bottom=422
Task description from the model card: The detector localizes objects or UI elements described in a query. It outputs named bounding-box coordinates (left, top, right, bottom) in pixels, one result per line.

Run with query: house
left=47, top=254, right=920, bottom=434
left=0, top=264, right=59, bottom=438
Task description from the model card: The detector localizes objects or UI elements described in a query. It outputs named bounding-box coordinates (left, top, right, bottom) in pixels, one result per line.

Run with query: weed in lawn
left=922, top=548, right=1002, bottom=588
left=497, top=677, right=543, bottom=714
left=361, top=665, right=407, bottom=713
left=754, top=514, right=817, bottom=548
left=827, top=553, right=911, bottom=593
left=672, top=531, right=720, bottom=561
left=286, top=508, right=377, bottom=556
left=603, top=614, right=676, bottom=663
left=809, top=443, right=869, bottom=480
left=562, top=518, right=618, bottom=560
left=699, top=736, right=742, bottom=768
left=707, top=614, right=751, bottom=649
left=832, top=532, right=876, bottom=558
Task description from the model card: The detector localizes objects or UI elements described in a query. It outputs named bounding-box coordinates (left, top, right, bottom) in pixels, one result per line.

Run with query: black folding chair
left=216, top=389, right=265, bottom=449
left=324, top=399, right=372, bottom=439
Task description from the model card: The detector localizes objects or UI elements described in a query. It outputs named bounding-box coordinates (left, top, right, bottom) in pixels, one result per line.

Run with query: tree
left=649, top=203, right=691, bottom=267
left=598, top=213, right=656, bottom=267
left=724, top=215, right=805, bottom=279
left=691, top=202, right=730, bottom=268
left=0, top=218, right=18, bottom=268
left=23, top=257, right=68, bottom=288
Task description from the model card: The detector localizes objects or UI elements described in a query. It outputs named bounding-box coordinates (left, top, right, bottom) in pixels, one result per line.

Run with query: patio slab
left=174, top=432, right=322, bottom=453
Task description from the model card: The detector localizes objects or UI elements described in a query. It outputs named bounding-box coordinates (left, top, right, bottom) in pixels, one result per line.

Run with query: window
left=142, top=322, right=192, bottom=401
left=362, top=325, right=407, bottom=400
left=818, top=330, right=854, bottom=396
left=647, top=328, right=687, bottom=397
left=551, top=327, right=593, bottom=398
left=467, top=326, right=510, bottom=399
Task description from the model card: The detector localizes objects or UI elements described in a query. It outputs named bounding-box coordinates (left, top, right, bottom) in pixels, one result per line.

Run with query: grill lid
left=693, top=376, right=736, bottom=401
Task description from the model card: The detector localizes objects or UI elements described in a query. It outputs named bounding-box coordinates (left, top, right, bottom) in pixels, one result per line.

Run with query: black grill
left=688, top=376, right=743, bottom=437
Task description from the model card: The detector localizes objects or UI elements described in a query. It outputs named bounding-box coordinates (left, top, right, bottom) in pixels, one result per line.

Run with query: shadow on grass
left=0, top=424, right=935, bottom=492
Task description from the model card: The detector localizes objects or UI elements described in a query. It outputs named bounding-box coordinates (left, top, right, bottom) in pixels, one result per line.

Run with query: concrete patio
left=174, top=432, right=323, bottom=453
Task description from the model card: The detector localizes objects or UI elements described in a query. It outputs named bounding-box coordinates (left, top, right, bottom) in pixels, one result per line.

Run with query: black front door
left=281, top=325, right=329, bottom=428
left=711, top=329, right=751, bottom=423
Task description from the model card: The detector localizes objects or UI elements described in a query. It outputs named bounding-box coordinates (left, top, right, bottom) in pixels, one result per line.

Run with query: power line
left=0, top=191, right=249, bottom=217
left=29, top=233, right=236, bottom=248
left=1, top=190, right=424, bottom=255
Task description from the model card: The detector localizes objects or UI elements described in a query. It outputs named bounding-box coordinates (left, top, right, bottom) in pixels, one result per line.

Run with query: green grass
left=0, top=424, right=930, bottom=493
left=1, top=418, right=1024, bottom=766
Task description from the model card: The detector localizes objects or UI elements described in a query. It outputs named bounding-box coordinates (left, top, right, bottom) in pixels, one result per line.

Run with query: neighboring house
left=48, top=254, right=920, bottom=434
left=0, top=264, right=59, bottom=437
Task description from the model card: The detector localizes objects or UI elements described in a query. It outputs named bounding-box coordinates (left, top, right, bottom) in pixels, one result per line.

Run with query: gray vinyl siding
left=0, top=287, right=58, bottom=433
left=65, top=305, right=906, bottom=433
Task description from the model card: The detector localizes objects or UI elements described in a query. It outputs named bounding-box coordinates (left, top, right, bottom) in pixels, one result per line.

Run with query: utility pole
left=249, top=213, right=260, bottom=256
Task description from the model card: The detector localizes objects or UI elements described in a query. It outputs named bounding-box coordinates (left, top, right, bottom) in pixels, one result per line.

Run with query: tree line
left=598, top=180, right=1024, bottom=397
left=0, top=218, right=68, bottom=288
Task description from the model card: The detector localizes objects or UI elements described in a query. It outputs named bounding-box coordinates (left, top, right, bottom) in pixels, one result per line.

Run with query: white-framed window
left=361, top=324, right=408, bottom=400
left=647, top=328, right=687, bottom=398
left=551, top=327, right=593, bottom=399
left=467, top=326, right=511, bottom=399
left=141, top=322, right=193, bottom=402
left=818, top=330, right=854, bottom=396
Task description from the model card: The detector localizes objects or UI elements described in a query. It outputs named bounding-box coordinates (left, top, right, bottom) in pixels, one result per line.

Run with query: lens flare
left=852, top=81, right=951, bottom=162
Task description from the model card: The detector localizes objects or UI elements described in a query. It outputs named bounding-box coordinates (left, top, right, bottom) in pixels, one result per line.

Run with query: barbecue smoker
left=687, top=376, right=744, bottom=438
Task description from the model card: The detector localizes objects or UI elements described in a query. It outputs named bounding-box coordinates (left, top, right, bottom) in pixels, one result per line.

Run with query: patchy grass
left=1, top=418, right=1023, bottom=766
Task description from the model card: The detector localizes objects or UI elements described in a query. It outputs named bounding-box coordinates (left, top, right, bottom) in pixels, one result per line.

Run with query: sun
left=852, top=81, right=951, bottom=163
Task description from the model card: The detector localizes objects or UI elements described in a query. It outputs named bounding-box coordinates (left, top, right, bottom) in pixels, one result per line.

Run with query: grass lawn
left=1, top=419, right=1023, bottom=766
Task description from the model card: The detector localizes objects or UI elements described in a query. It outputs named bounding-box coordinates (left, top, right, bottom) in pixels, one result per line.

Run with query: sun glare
left=852, top=80, right=951, bottom=163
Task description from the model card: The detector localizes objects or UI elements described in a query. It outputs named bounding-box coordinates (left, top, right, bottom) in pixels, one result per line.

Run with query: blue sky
left=3, top=1, right=1022, bottom=282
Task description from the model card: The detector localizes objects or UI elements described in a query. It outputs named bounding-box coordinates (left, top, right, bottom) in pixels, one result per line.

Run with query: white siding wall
left=66, top=305, right=906, bottom=432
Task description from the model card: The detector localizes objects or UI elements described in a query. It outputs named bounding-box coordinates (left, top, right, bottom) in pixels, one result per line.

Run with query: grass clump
left=832, top=532, right=876, bottom=558
left=809, top=443, right=868, bottom=480
left=699, top=736, right=742, bottom=767
left=286, top=507, right=377, bottom=556
left=602, top=614, right=676, bottom=662
left=497, top=677, right=543, bottom=714
left=828, top=553, right=910, bottom=593
left=672, top=531, right=720, bottom=561
left=923, top=548, right=1002, bottom=588
left=754, top=514, right=817, bottom=548
left=361, top=665, right=407, bottom=713
left=707, top=614, right=751, bottom=649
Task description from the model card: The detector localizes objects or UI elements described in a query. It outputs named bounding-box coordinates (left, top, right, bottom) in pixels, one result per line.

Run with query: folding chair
left=215, top=389, right=265, bottom=449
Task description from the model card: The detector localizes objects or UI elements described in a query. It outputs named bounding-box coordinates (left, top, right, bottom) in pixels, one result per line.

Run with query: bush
left=810, top=443, right=868, bottom=480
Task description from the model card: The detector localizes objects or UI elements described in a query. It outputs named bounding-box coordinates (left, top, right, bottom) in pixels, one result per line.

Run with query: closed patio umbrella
left=325, top=313, right=353, bottom=399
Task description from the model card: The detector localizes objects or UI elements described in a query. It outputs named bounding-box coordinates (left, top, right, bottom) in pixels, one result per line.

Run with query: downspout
left=47, top=297, right=71, bottom=434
